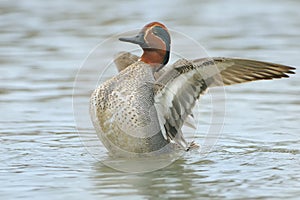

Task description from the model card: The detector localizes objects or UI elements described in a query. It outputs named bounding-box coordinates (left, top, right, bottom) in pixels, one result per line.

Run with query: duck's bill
left=119, top=33, right=145, bottom=46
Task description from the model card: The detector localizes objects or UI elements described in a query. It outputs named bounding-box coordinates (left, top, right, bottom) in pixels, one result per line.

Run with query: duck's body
left=90, top=22, right=295, bottom=157
left=90, top=61, right=172, bottom=155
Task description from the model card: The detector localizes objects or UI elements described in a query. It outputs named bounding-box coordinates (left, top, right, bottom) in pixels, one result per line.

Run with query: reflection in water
left=91, top=158, right=208, bottom=199
left=91, top=147, right=300, bottom=199
left=1, top=0, right=300, bottom=199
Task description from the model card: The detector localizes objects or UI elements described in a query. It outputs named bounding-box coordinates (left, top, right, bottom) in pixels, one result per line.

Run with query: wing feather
left=114, top=52, right=139, bottom=72
left=191, top=57, right=295, bottom=86
left=154, top=57, right=295, bottom=148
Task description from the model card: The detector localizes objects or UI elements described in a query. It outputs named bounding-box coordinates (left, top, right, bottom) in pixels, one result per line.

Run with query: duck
left=90, top=22, right=295, bottom=157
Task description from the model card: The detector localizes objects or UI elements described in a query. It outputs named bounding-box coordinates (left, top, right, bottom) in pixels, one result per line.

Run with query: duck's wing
left=114, top=51, right=139, bottom=72
left=154, top=57, right=295, bottom=149
left=192, top=57, right=295, bottom=87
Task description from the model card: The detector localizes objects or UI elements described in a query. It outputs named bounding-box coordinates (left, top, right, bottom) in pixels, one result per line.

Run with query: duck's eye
left=152, top=26, right=166, bottom=37
left=152, top=26, right=162, bottom=35
left=152, top=26, right=171, bottom=45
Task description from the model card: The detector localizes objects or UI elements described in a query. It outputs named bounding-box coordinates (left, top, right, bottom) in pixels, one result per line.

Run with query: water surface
left=1, top=0, right=299, bottom=199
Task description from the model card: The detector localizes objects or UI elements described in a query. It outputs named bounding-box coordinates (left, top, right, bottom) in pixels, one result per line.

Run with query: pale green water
left=1, top=0, right=300, bottom=199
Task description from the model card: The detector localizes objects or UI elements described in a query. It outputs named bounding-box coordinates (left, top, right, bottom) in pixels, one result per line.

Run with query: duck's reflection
left=90, top=157, right=209, bottom=199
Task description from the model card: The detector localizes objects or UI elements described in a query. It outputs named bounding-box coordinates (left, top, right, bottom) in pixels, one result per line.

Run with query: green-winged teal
left=90, top=22, right=295, bottom=157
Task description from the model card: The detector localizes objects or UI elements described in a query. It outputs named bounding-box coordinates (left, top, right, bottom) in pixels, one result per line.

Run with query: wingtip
left=288, top=69, right=296, bottom=74
left=285, top=66, right=296, bottom=76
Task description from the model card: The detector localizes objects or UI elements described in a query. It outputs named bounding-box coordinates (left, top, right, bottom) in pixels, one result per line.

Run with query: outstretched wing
left=154, top=57, right=295, bottom=148
left=114, top=51, right=139, bottom=72
left=192, top=57, right=295, bottom=86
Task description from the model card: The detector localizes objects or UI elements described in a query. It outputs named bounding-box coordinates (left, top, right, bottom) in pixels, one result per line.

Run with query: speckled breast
left=90, top=61, right=171, bottom=156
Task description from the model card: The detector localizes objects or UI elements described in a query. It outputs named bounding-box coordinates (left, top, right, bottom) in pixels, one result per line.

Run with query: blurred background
left=0, top=0, right=299, bottom=199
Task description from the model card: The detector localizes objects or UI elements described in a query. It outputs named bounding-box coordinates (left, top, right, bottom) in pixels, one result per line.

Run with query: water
left=1, top=0, right=300, bottom=199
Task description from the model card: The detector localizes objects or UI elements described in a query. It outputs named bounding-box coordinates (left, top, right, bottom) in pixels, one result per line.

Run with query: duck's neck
left=140, top=48, right=170, bottom=71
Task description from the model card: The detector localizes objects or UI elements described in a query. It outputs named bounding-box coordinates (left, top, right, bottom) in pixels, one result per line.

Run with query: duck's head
left=119, top=22, right=171, bottom=71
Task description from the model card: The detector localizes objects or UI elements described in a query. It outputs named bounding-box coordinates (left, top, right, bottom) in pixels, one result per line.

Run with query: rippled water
left=1, top=0, right=300, bottom=199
